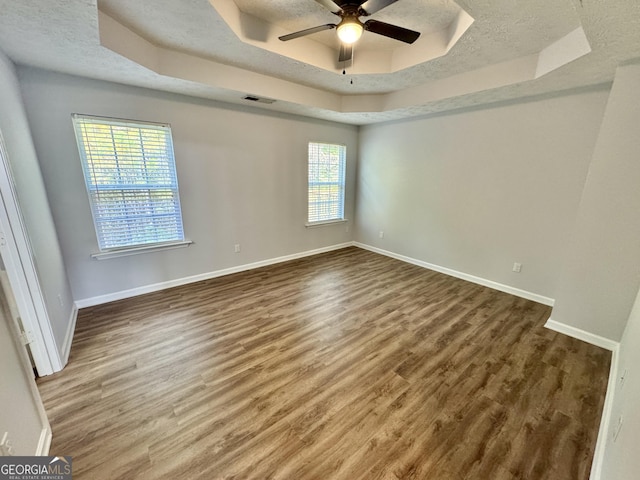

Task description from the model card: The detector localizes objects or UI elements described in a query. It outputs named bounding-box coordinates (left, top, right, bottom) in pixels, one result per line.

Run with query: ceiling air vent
left=242, top=95, right=276, bottom=105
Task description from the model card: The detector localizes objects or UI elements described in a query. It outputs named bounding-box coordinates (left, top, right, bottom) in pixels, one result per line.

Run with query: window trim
left=90, top=240, right=193, bottom=260
left=307, top=141, right=347, bottom=225
left=305, top=218, right=348, bottom=228
left=72, top=114, right=187, bottom=254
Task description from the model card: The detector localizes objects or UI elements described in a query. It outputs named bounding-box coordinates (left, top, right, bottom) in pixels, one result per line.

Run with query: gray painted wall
left=551, top=65, right=640, bottom=477
left=0, top=52, right=74, bottom=359
left=0, top=49, right=51, bottom=442
left=600, top=284, right=640, bottom=479
left=551, top=63, right=640, bottom=341
left=17, top=68, right=358, bottom=302
left=355, top=90, right=609, bottom=301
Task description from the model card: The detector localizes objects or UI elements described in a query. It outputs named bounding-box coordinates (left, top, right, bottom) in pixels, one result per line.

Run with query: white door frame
left=0, top=131, right=61, bottom=376
left=0, top=271, right=53, bottom=454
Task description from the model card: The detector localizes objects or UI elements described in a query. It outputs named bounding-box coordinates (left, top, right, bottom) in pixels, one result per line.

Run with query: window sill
left=91, top=240, right=193, bottom=260
left=305, top=219, right=348, bottom=228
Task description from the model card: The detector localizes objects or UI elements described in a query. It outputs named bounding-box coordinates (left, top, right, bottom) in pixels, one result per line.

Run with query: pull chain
left=342, top=49, right=354, bottom=85
left=342, top=69, right=353, bottom=85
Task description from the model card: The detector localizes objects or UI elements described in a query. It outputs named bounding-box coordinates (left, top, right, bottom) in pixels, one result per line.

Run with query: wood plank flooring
left=37, top=247, right=611, bottom=479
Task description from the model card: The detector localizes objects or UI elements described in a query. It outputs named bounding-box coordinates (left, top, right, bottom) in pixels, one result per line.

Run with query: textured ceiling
left=0, top=0, right=639, bottom=125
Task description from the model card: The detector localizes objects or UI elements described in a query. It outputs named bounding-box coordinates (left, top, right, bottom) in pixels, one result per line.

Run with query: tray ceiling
left=0, top=0, right=639, bottom=124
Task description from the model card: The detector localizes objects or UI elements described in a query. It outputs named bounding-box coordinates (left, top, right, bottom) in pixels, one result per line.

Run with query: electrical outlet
left=613, top=415, right=623, bottom=442
left=512, top=262, right=522, bottom=273
left=234, top=244, right=241, bottom=253
left=379, top=231, right=384, bottom=239
left=57, top=294, right=64, bottom=307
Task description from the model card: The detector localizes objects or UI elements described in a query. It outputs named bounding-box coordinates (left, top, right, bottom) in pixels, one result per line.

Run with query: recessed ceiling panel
left=208, top=0, right=474, bottom=75
left=233, top=0, right=461, bottom=50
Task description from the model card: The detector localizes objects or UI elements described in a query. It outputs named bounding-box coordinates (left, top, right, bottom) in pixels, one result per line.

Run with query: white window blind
left=308, top=142, right=346, bottom=224
left=72, top=114, right=185, bottom=251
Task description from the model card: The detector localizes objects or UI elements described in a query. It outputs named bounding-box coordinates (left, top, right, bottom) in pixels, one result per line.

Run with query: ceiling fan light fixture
left=337, top=19, right=363, bottom=44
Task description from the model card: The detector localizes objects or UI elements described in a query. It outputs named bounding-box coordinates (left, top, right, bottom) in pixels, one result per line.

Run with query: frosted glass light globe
left=337, top=21, right=363, bottom=44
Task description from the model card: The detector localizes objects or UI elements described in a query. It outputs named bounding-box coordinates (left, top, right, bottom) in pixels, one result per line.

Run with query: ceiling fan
left=278, top=0, right=421, bottom=63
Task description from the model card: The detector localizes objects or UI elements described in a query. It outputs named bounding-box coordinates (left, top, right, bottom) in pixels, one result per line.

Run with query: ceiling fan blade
left=360, top=0, right=399, bottom=15
left=338, top=44, right=353, bottom=63
left=314, top=0, right=343, bottom=14
left=279, top=24, right=336, bottom=41
left=364, top=19, right=420, bottom=43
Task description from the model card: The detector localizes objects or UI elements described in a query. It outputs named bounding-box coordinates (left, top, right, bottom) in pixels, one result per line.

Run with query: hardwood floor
left=37, top=247, right=611, bottom=479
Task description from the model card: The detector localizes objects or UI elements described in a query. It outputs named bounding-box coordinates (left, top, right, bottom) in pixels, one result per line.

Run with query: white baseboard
left=544, top=319, right=619, bottom=351
left=589, top=345, right=619, bottom=480
left=60, top=304, right=78, bottom=366
left=354, top=242, right=555, bottom=306
left=543, top=318, right=620, bottom=480
left=75, top=242, right=355, bottom=308
left=36, top=426, right=52, bottom=456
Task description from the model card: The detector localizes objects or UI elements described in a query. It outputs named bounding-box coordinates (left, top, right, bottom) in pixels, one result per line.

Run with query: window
left=72, top=114, right=185, bottom=251
left=307, top=142, right=346, bottom=224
